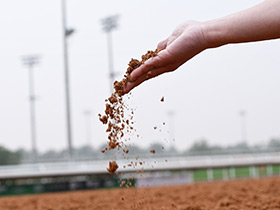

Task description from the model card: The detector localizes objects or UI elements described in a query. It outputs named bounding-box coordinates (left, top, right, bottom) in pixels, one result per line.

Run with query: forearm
left=203, top=0, right=280, bottom=48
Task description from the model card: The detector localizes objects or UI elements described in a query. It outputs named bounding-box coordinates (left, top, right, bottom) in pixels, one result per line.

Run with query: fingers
left=129, top=49, right=172, bottom=82
left=129, top=60, right=154, bottom=82
left=129, top=36, right=175, bottom=82
left=166, top=34, right=178, bottom=46
left=158, top=24, right=184, bottom=50
left=157, top=34, right=178, bottom=50
left=123, top=65, right=175, bottom=94
left=157, top=39, right=167, bottom=50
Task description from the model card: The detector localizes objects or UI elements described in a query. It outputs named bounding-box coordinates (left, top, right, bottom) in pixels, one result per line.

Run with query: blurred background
left=0, top=0, right=280, bottom=196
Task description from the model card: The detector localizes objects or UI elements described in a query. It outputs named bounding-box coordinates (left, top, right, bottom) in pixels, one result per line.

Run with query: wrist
left=201, top=19, right=230, bottom=49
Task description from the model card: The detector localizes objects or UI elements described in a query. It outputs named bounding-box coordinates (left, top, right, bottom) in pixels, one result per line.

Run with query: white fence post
left=222, top=168, right=229, bottom=181
left=206, top=168, right=213, bottom=181
left=249, top=166, right=258, bottom=178
left=229, top=167, right=236, bottom=179
left=266, top=165, right=273, bottom=176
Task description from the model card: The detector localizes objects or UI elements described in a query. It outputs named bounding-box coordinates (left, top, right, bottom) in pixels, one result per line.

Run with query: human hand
left=123, top=21, right=208, bottom=93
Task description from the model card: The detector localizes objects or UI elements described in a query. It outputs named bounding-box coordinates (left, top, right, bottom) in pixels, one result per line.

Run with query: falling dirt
left=99, top=49, right=161, bottom=174
left=107, top=161, right=119, bottom=174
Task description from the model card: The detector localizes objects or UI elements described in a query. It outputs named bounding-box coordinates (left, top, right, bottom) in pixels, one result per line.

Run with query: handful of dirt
left=99, top=49, right=161, bottom=174
left=113, top=49, right=161, bottom=96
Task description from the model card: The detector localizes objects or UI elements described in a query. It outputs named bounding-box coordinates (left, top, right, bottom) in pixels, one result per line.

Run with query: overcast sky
left=0, top=0, right=279, bottom=152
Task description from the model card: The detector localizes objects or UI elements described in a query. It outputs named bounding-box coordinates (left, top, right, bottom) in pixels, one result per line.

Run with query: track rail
left=0, top=152, right=280, bottom=180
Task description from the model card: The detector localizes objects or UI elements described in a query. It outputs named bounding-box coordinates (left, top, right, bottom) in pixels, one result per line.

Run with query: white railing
left=0, top=152, right=280, bottom=180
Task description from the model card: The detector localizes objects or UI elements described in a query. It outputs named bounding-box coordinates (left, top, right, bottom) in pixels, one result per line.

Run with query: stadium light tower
left=101, top=15, right=119, bottom=93
left=62, top=0, right=75, bottom=160
left=239, top=110, right=247, bottom=142
left=21, top=55, right=40, bottom=163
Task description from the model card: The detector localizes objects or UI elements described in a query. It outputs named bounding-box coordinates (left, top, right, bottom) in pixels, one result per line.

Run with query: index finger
left=129, top=60, right=154, bottom=82
left=130, top=50, right=169, bottom=81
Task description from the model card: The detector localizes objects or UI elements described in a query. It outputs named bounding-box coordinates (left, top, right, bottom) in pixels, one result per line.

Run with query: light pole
left=239, top=110, right=247, bottom=142
left=22, top=55, right=40, bottom=163
left=83, top=110, right=92, bottom=146
left=62, top=0, right=75, bottom=160
left=101, top=15, right=119, bottom=93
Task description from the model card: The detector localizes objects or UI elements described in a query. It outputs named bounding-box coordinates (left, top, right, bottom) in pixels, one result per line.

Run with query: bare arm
left=124, top=0, right=280, bottom=93
left=205, top=0, right=280, bottom=47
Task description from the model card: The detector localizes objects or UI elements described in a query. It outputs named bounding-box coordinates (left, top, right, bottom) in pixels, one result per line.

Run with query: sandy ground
left=1, top=177, right=280, bottom=210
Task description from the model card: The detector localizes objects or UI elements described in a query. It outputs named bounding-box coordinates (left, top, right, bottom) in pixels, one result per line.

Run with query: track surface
left=1, top=177, right=280, bottom=210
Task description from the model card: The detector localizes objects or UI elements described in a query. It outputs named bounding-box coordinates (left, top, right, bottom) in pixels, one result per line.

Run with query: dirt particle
left=146, top=71, right=152, bottom=79
left=160, top=96, right=164, bottom=102
left=108, top=95, right=118, bottom=104
left=123, top=149, right=129, bottom=154
left=107, top=161, right=119, bottom=174
left=150, top=149, right=156, bottom=154
left=99, top=115, right=108, bottom=124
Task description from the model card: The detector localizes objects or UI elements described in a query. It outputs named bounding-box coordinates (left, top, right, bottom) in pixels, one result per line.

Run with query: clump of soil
left=107, top=161, right=119, bottom=174
left=150, top=149, right=156, bottom=154
left=113, top=49, right=161, bottom=96
left=99, top=49, right=161, bottom=174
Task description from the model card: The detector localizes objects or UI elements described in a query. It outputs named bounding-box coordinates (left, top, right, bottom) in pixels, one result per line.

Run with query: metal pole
left=28, top=65, right=37, bottom=162
left=101, top=15, right=119, bottom=94
left=62, top=0, right=73, bottom=160
left=107, top=31, right=115, bottom=93
left=22, top=55, right=40, bottom=163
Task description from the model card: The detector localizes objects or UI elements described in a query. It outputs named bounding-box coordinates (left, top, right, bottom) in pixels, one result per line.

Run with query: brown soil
left=98, top=49, right=161, bottom=174
left=107, top=161, right=119, bottom=174
left=150, top=149, right=156, bottom=154
left=1, top=177, right=280, bottom=210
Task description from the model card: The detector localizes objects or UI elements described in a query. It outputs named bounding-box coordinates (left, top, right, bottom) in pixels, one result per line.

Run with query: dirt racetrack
left=1, top=177, right=280, bottom=210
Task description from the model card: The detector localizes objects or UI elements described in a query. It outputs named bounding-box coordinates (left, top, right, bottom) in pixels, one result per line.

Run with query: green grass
left=258, top=166, right=267, bottom=177
left=192, top=165, right=280, bottom=181
left=272, top=165, right=280, bottom=175
left=234, top=167, right=250, bottom=178
left=193, top=169, right=208, bottom=182
left=213, top=168, right=224, bottom=180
